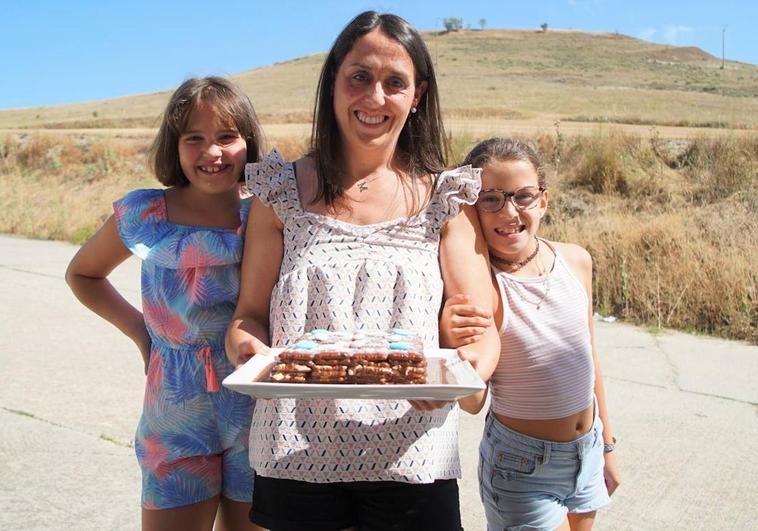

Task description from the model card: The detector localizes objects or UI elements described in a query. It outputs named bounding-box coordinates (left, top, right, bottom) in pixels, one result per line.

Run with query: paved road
left=1, top=234, right=756, bottom=530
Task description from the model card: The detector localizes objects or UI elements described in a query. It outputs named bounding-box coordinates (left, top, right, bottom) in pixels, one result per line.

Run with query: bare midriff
left=494, top=403, right=594, bottom=442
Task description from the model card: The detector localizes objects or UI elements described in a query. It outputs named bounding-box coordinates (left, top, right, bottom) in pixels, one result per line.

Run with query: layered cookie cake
left=268, top=328, right=427, bottom=384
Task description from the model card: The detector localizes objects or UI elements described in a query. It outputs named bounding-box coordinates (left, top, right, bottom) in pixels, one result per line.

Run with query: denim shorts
left=478, top=405, right=610, bottom=531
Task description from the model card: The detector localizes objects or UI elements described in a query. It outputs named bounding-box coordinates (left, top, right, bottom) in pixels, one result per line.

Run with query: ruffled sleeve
left=113, top=189, right=245, bottom=269
left=112, top=189, right=168, bottom=260
left=245, top=148, right=298, bottom=222
left=427, top=165, right=482, bottom=231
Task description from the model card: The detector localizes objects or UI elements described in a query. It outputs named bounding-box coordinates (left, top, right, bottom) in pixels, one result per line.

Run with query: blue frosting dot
left=310, top=328, right=329, bottom=335
left=389, top=341, right=411, bottom=351
left=391, top=328, right=411, bottom=336
left=294, top=340, right=317, bottom=350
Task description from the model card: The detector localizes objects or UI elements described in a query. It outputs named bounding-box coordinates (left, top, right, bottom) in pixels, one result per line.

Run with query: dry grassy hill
left=2, top=29, right=756, bottom=130
left=2, top=29, right=756, bottom=342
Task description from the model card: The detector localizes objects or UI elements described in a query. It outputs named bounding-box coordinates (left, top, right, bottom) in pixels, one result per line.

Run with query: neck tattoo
left=489, top=239, right=540, bottom=272
left=355, top=174, right=384, bottom=192
left=355, top=173, right=398, bottom=193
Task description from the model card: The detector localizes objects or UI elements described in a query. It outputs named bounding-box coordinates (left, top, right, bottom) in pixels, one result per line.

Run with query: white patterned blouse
left=244, top=150, right=481, bottom=484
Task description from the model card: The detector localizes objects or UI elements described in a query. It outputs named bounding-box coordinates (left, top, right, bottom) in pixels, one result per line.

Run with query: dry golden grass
left=450, top=129, right=756, bottom=342
left=0, top=132, right=154, bottom=242
left=538, top=132, right=757, bottom=343
left=0, top=130, right=755, bottom=342
left=1, top=30, right=756, bottom=130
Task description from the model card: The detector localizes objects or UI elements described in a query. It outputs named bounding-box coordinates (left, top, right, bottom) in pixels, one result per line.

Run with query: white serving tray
left=222, top=348, right=485, bottom=400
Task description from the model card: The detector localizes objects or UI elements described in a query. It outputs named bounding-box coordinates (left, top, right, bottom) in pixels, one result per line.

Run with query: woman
left=226, top=12, right=499, bottom=531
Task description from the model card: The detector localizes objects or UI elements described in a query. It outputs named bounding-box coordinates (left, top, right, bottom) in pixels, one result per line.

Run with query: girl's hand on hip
left=603, top=450, right=621, bottom=495
left=133, top=330, right=152, bottom=375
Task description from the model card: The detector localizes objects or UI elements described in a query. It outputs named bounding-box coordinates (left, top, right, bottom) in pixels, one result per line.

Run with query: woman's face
left=476, top=158, right=548, bottom=258
left=333, top=28, right=427, bottom=156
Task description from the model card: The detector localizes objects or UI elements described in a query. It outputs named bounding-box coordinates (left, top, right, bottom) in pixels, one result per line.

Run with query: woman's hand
left=440, top=293, right=493, bottom=347
left=408, top=399, right=453, bottom=411
left=456, top=347, right=489, bottom=410
left=229, top=334, right=271, bottom=368
left=408, top=348, right=487, bottom=411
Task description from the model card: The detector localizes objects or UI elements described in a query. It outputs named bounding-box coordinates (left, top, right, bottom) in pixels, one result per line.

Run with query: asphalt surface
left=1, top=234, right=756, bottom=530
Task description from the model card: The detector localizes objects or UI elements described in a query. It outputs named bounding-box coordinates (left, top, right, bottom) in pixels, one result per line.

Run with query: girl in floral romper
left=66, top=77, right=265, bottom=531
left=226, top=12, right=500, bottom=531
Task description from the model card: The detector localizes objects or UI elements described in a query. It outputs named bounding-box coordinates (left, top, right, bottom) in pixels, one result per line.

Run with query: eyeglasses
left=476, top=186, right=545, bottom=213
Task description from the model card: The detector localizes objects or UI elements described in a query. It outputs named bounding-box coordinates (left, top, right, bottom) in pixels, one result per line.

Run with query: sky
left=2, top=0, right=756, bottom=109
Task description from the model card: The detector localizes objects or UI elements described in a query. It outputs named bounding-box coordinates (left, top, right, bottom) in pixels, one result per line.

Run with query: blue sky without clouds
left=2, top=0, right=756, bottom=109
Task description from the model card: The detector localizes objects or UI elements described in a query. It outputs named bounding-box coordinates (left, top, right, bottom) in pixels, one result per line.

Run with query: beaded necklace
left=489, top=238, right=540, bottom=272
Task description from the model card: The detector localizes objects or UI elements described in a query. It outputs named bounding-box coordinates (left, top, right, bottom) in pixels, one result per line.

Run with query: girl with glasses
left=442, top=137, right=620, bottom=531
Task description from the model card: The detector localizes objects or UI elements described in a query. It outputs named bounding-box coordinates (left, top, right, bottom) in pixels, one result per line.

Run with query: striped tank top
left=490, top=241, right=594, bottom=419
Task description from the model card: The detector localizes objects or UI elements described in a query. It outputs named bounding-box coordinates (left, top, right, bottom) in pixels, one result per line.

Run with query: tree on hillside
left=540, top=22, right=548, bottom=32
left=443, top=17, right=463, bottom=31
left=479, top=18, right=486, bottom=30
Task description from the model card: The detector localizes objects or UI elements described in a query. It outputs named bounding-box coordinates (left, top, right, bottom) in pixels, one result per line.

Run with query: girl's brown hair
left=150, top=76, right=264, bottom=186
left=463, top=138, right=547, bottom=189
left=309, top=11, right=447, bottom=207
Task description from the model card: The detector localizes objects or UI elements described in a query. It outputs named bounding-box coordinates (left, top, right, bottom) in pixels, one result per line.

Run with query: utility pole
left=721, top=26, right=726, bottom=70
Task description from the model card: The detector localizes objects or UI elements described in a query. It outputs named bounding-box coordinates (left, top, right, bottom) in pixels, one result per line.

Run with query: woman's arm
left=225, top=197, right=284, bottom=367
left=561, top=242, right=621, bottom=495
left=439, top=204, right=500, bottom=414
left=65, top=215, right=151, bottom=372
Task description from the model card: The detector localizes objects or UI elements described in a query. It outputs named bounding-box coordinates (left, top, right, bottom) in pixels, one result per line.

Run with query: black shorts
left=250, top=476, right=463, bottom=531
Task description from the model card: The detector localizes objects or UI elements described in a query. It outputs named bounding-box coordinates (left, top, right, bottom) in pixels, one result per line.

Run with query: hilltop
left=1, top=29, right=756, bottom=129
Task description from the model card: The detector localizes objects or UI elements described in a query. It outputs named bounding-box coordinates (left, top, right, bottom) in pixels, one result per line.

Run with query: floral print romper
left=114, top=189, right=255, bottom=509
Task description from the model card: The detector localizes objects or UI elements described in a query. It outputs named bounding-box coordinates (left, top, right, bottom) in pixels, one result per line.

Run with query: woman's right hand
left=226, top=316, right=274, bottom=368
left=233, top=337, right=271, bottom=368
left=225, top=196, right=283, bottom=369
left=440, top=293, right=493, bottom=347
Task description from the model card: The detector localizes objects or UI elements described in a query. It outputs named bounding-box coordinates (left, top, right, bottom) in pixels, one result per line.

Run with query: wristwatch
left=603, top=436, right=617, bottom=454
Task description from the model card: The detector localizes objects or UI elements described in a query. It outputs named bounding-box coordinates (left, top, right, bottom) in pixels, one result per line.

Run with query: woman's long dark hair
left=309, top=11, right=448, bottom=207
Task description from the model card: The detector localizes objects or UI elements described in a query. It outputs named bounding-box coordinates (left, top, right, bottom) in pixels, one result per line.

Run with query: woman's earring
left=411, top=107, right=417, bottom=114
